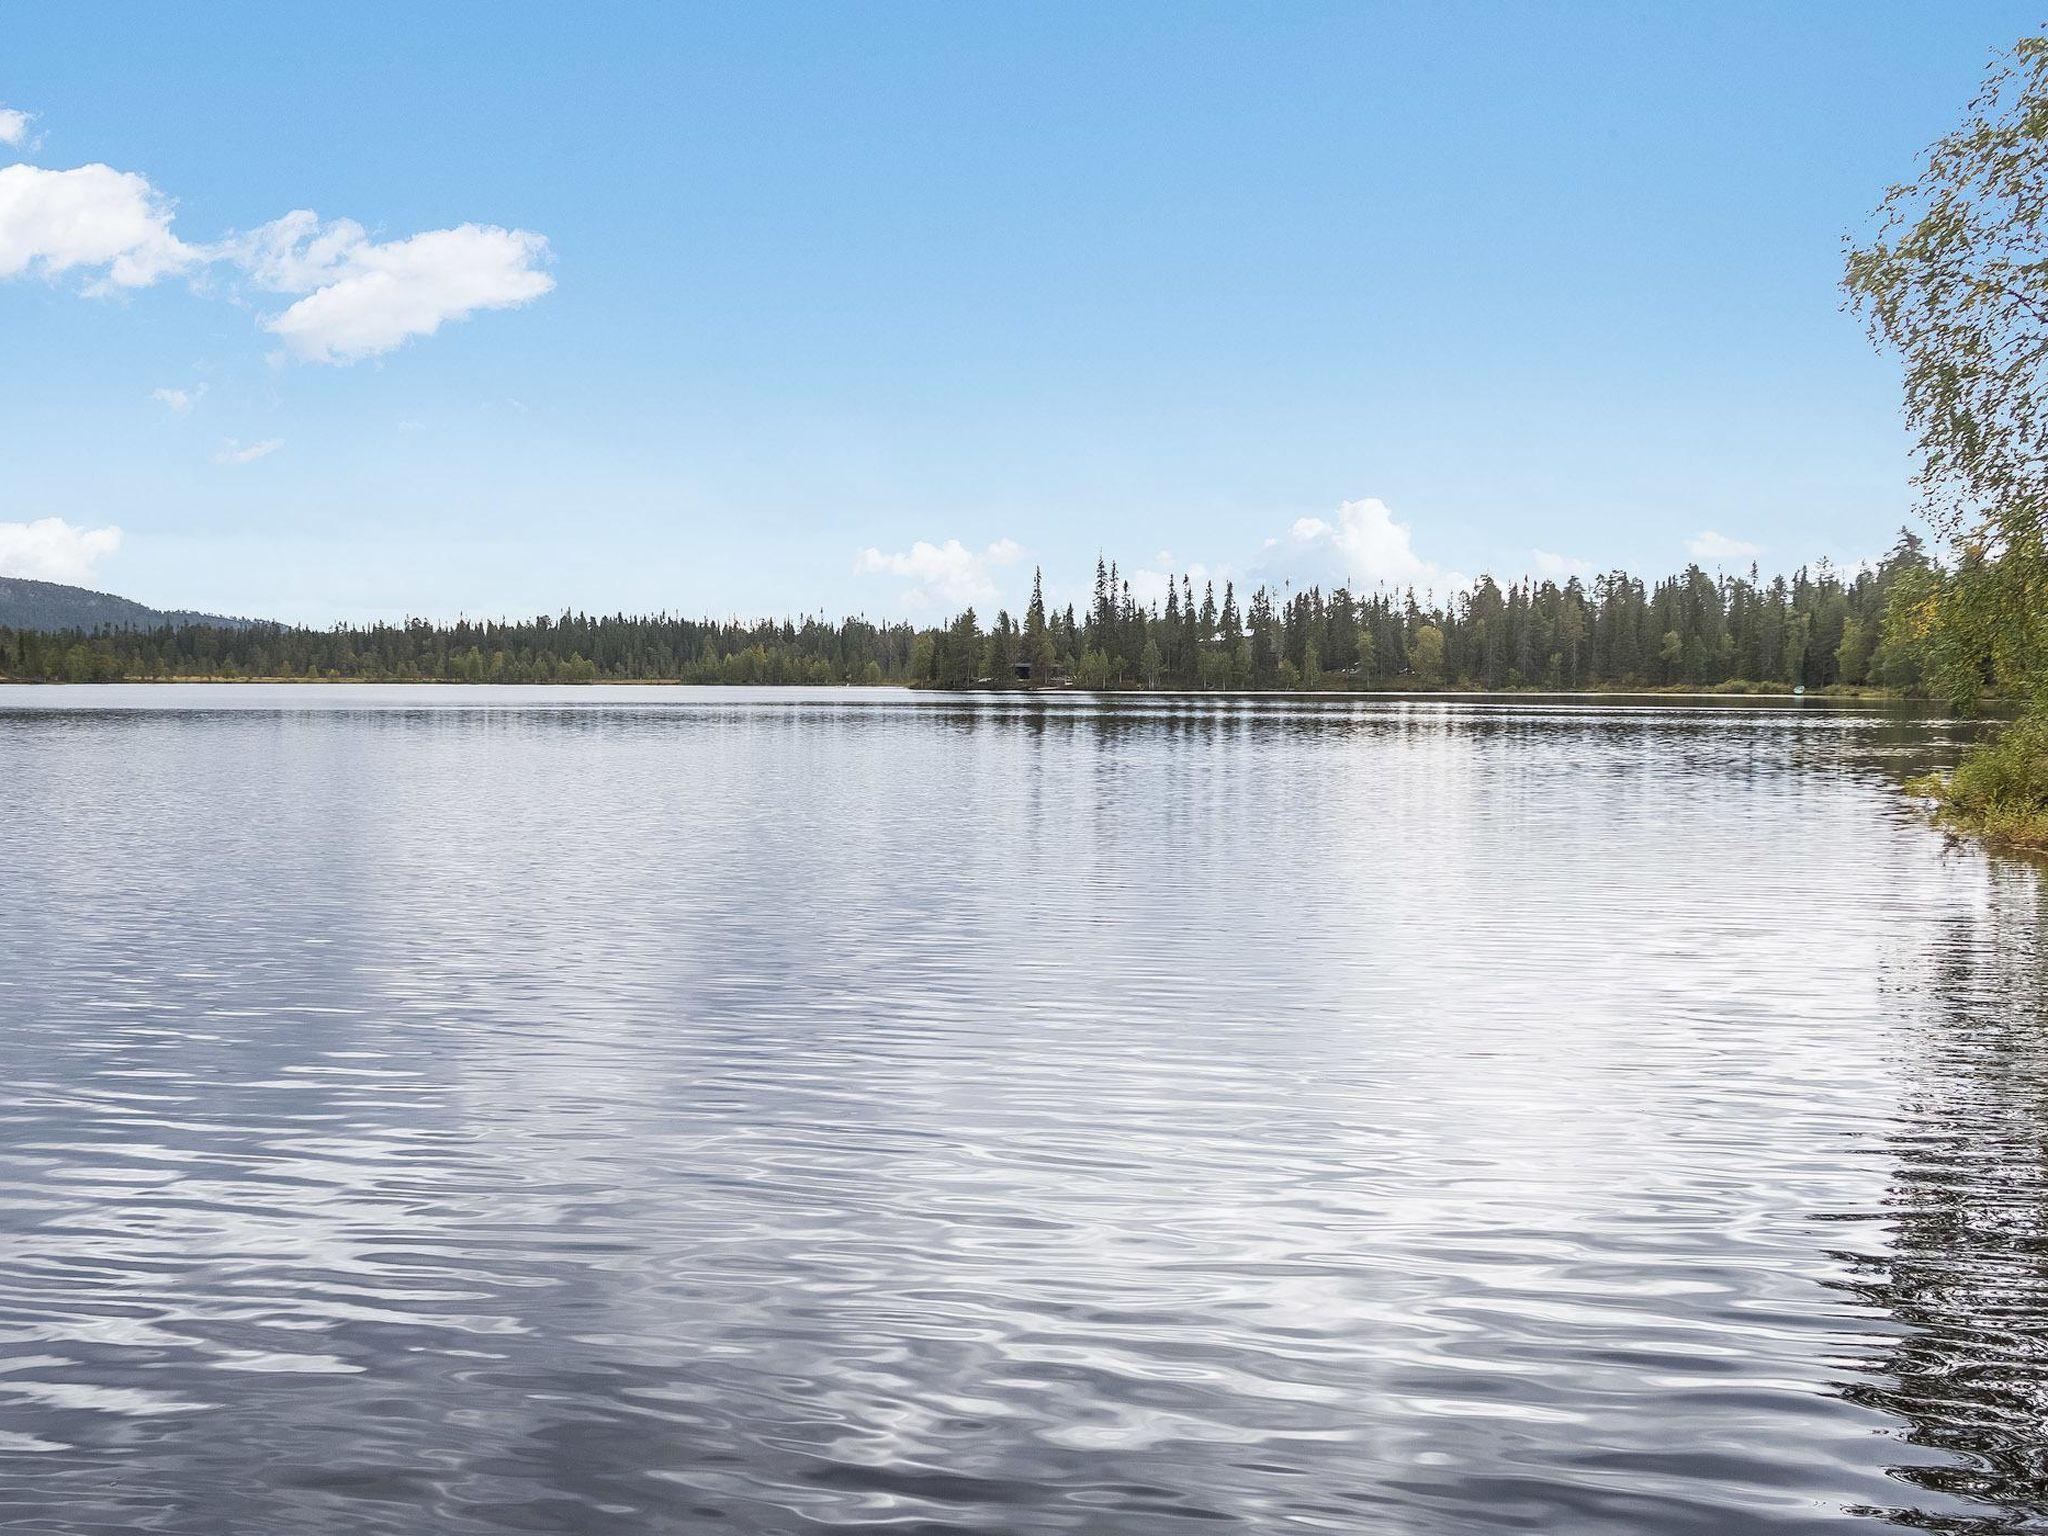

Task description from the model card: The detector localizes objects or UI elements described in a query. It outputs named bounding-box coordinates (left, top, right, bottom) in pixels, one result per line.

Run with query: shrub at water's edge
left=1908, top=715, right=2048, bottom=856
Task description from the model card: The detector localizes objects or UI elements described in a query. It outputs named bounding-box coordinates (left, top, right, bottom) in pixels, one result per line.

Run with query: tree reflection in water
left=1842, top=867, right=2048, bottom=1532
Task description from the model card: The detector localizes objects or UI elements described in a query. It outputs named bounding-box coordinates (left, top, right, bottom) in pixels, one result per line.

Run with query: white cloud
left=234, top=213, right=555, bottom=364
left=1687, top=530, right=1762, bottom=561
left=0, top=517, right=122, bottom=583
left=1528, top=548, right=1593, bottom=580
left=150, top=384, right=204, bottom=415
left=1265, top=497, right=1465, bottom=595
left=0, top=162, right=200, bottom=289
left=1, top=150, right=555, bottom=361
left=0, top=108, right=32, bottom=148
left=855, top=537, right=1023, bottom=608
left=223, top=209, right=368, bottom=292
left=214, top=437, right=282, bottom=465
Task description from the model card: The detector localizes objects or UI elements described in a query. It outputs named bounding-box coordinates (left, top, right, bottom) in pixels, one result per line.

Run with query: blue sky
left=1, top=3, right=2039, bottom=624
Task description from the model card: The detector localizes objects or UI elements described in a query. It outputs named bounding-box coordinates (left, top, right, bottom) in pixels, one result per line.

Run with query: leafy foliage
left=1848, top=32, right=2048, bottom=851
left=1908, top=714, right=2048, bottom=853
left=1846, top=35, right=2048, bottom=704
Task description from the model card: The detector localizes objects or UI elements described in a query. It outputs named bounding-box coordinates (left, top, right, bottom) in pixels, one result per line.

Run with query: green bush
left=1911, top=713, right=2048, bottom=854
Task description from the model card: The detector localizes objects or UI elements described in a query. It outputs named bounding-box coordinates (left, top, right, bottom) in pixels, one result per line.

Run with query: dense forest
left=0, top=530, right=1965, bottom=695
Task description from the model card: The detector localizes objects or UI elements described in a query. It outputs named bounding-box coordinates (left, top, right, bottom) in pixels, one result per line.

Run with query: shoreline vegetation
left=0, top=536, right=1963, bottom=695
left=1906, top=716, right=2048, bottom=857
left=4, top=539, right=2039, bottom=850
left=1841, top=37, right=2048, bottom=860
left=0, top=674, right=1921, bottom=698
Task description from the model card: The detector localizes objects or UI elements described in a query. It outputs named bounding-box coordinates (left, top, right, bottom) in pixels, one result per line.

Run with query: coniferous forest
left=0, top=531, right=1971, bottom=695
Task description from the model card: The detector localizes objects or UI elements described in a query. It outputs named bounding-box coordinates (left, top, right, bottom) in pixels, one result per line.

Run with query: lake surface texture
left=2, top=685, right=2044, bottom=1535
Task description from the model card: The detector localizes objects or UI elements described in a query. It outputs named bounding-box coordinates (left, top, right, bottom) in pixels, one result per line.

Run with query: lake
left=1, top=685, right=2043, bottom=1534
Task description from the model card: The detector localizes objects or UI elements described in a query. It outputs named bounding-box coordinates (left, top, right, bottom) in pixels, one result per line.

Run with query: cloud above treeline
left=1256, top=497, right=1470, bottom=598
left=1688, top=530, right=1762, bottom=561
left=1528, top=548, right=1594, bottom=579
left=0, top=108, right=553, bottom=363
left=0, top=517, right=122, bottom=583
left=855, top=538, right=1024, bottom=608
left=842, top=498, right=1826, bottom=627
left=850, top=500, right=1561, bottom=619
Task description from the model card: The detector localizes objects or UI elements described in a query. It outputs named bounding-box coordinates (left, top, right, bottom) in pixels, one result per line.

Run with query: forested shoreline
left=0, top=531, right=1970, bottom=695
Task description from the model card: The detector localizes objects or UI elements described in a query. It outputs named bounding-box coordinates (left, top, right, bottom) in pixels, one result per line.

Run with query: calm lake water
left=2, top=685, right=2044, bottom=1534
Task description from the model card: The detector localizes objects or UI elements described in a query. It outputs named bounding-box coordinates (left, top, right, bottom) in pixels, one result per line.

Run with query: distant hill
left=0, top=577, right=266, bottom=633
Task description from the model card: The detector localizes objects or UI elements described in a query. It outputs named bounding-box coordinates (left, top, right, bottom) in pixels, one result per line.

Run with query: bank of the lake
left=0, top=535, right=1952, bottom=694
left=1909, top=714, right=2048, bottom=857
left=0, top=668, right=1929, bottom=702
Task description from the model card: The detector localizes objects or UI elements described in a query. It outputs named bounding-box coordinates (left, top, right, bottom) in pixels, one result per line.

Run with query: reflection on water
left=0, top=685, right=2041, bottom=1534
left=1839, top=882, right=2048, bottom=1533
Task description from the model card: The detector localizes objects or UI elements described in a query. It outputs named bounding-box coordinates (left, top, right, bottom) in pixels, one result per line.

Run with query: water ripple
left=0, top=685, right=2042, bottom=1533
